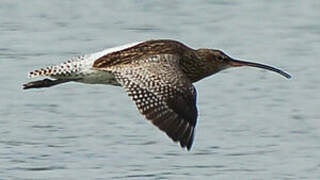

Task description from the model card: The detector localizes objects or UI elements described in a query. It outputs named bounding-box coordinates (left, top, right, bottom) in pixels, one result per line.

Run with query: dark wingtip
left=22, top=81, right=40, bottom=90
left=22, top=83, right=30, bottom=90
left=186, top=143, right=193, bottom=151
left=22, top=78, right=63, bottom=90
left=22, top=79, right=49, bottom=90
left=186, top=133, right=194, bottom=151
left=179, top=127, right=195, bottom=151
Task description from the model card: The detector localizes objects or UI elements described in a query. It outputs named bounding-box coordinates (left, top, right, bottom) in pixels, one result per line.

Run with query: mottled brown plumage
left=93, top=40, right=209, bottom=82
left=23, top=39, right=291, bottom=150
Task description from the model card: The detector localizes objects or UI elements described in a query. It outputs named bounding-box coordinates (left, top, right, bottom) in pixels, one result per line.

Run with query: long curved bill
left=229, top=59, right=291, bottom=79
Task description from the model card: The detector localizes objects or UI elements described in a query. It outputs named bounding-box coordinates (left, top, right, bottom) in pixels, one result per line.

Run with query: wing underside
left=104, top=54, right=198, bottom=150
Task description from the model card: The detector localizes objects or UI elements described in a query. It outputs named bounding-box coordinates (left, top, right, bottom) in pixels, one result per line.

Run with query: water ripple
left=14, top=166, right=66, bottom=171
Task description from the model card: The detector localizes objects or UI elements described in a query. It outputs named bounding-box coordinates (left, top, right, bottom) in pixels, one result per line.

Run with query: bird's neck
left=180, top=49, right=225, bottom=83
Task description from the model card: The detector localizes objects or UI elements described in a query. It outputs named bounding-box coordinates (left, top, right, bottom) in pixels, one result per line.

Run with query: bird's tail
left=27, top=55, right=87, bottom=79
left=24, top=55, right=88, bottom=89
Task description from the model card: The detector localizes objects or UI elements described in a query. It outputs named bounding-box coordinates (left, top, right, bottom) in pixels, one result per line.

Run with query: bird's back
left=93, top=39, right=194, bottom=68
left=28, top=40, right=194, bottom=81
left=27, top=41, right=144, bottom=84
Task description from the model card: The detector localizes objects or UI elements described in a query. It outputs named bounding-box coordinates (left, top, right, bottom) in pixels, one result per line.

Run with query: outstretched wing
left=108, top=54, right=198, bottom=150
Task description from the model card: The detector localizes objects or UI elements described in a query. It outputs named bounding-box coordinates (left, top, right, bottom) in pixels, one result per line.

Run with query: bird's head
left=196, top=48, right=291, bottom=79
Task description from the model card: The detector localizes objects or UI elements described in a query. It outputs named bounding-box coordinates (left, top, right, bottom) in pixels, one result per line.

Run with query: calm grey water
left=1, top=0, right=320, bottom=179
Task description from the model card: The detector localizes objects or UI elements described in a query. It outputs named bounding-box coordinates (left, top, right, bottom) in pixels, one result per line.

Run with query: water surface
left=1, top=0, right=320, bottom=179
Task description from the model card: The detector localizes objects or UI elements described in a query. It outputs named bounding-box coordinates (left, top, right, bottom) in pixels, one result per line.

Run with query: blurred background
left=0, top=0, right=319, bottom=179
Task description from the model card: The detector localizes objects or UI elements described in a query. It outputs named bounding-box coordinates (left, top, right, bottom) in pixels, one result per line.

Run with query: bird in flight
left=23, top=39, right=291, bottom=150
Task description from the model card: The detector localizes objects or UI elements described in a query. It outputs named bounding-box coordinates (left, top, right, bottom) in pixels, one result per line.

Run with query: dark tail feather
left=23, top=78, right=70, bottom=90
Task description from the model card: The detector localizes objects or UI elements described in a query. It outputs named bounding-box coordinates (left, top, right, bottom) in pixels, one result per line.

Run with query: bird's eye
left=217, top=56, right=224, bottom=61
